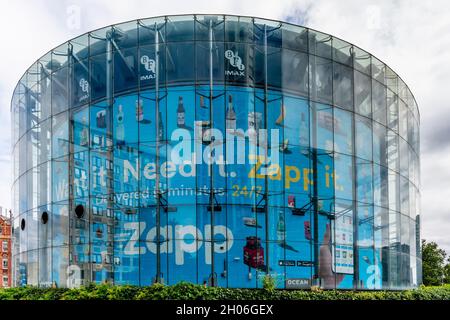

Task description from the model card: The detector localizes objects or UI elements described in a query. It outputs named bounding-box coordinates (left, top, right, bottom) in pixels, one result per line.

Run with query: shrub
left=262, top=275, right=276, bottom=292
left=1, top=283, right=449, bottom=300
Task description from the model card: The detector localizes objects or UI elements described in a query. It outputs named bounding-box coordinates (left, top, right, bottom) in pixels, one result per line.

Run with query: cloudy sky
left=0, top=0, right=449, bottom=253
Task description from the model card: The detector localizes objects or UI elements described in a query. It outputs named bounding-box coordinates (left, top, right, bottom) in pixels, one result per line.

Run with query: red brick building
left=0, top=210, right=12, bottom=288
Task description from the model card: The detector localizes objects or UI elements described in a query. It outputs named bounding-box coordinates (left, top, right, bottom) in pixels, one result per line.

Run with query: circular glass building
left=11, top=14, right=421, bottom=289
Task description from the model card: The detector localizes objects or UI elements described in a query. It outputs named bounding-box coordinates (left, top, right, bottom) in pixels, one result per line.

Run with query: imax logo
left=225, top=70, right=245, bottom=76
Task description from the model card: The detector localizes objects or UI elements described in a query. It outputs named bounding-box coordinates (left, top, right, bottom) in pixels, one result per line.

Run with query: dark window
left=41, top=212, right=49, bottom=224
left=75, top=205, right=85, bottom=219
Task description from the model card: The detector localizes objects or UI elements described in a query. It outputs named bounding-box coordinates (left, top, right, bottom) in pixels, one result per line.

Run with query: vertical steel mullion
left=308, top=34, right=320, bottom=286
left=106, top=32, right=114, bottom=286
left=330, top=39, right=336, bottom=289
left=263, top=24, right=270, bottom=281
left=208, top=19, right=216, bottom=287
left=66, top=43, right=74, bottom=288
left=193, top=15, right=198, bottom=286
left=154, top=22, right=161, bottom=284
left=304, top=29, right=312, bottom=283
left=136, top=21, right=141, bottom=287
left=351, top=48, right=359, bottom=289
left=67, top=43, right=75, bottom=284
left=222, top=16, right=228, bottom=288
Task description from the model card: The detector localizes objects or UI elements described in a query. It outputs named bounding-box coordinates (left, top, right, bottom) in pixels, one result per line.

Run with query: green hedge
left=0, top=283, right=449, bottom=300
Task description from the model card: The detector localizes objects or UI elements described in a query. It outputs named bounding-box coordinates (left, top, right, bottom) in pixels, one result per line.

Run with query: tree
left=444, top=257, right=450, bottom=284
left=422, top=240, right=447, bottom=286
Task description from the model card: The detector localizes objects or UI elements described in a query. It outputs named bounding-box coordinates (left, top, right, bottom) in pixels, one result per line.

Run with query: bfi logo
left=140, top=55, right=156, bottom=80
left=225, top=50, right=245, bottom=77
left=79, top=78, right=89, bottom=102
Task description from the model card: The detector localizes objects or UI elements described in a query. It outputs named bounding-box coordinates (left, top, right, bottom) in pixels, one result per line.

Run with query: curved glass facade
left=11, top=14, right=421, bottom=289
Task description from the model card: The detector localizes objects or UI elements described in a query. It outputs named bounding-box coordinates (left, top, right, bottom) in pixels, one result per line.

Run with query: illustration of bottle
left=116, top=105, right=125, bottom=144
left=288, top=195, right=296, bottom=209
left=200, top=95, right=207, bottom=109
left=226, top=95, right=236, bottom=131
left=279, top=139, right=290, bottom=153
left=275, top=104, right=285, bottom=126
left=158, top=111, right=165, bottom=141
left=299, top=112, right=309, bottom=146
left=136, top=99, right=144, bottom=122
left=276, top=211, right=286, bottom=242
left=177, top=96, right=185, bottom=128
left=248, top=112, right=262, bottom=144
left=80, top=117, right=88, bottom=146
left=96, top=110, right=106, bottom=128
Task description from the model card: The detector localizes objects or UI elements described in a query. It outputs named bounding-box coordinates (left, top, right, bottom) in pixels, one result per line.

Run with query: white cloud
left=1, top=0, right=449, bottom=254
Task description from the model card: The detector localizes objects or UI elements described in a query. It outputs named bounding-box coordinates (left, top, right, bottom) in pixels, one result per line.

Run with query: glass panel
left=166, top=42, right=195, bottom=84
left=51, top=44, right=70, bottom=71
left=39, top=247, right=52, bottom=286
left=224, top=16, right=254, bottom=43
left=254, top=45, right=281, bottom=88
left=388, top=171, right=399, bottom=212
left=196, top=42, right=224, bottom=84
left=166, top=15, right=194, bottom=42
left=387, top=90, right=398, bottom=133
left=357, top=203, right=376, bottom=289
left=310, top=57, right=332, bottom=104
left=373, top=164, right=388, bottom=208
left=333, top=38, right=353, bottom=66
left=52, top=67, right=69, bottom=114
left=114, top=45, right=138, bottom=94
left=37, top=161, right=52, bottom=208
left=52, top=157, right=69, bottom=203
left=386, top=130, right=399, bottom=172
left=52, top=111, right=69, bottom=158
left=72, top=58, right=90, bottom=108
left=195, top=15, right=225, bottom=42
left=89, top=26, right=110, bottom=55
left=372, top=80, right=387, bottom=126
left=281, top=24, right=308, bottom=52
left=90, top=53, right=107, bottom=102
left=113, top=21, right=138, bottom=49
left=373, top=121, right=387, bottom=166
left=356, top=159, right=373, bottom=204
left=313, top=103, right=333, bottom=152
left=333, top=108, right=353, bottom=156
left=354, top=47, right=371, bottom=75
left=385, top=66, right=398, bottom=94
left=333, top=62, right=353, bottom=110
left=399, top=137, right=409, bottom=178
left=253, top=18, right=282, bottom=48
left=138, top=17, right=166, bottom=46
left=371, top=56, right=385, bottom=84
left=52, top=202, right=69, bottom=247
left=53, top=246, right=69, bottom=287
left=335, top=153, right=354, bottom=200
left=70, top=34, right=89, bottom=60
left=355, top=115, right=372, bottom=161
left=308, top=30, right=332, bottom=59
left=400, top=176, right=409, bottom=216
left=282, top=49, right=308, bottom=95
left=354, top=71, right=371, bottom=117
